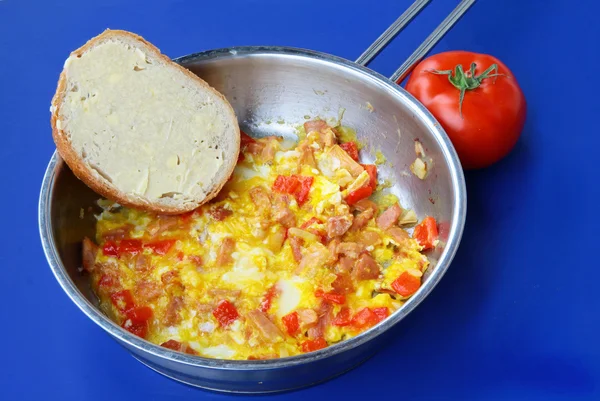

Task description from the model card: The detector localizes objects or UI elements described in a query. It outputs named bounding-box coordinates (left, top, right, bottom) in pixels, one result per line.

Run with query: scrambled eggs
left=82, top=120, right=436, bottom=360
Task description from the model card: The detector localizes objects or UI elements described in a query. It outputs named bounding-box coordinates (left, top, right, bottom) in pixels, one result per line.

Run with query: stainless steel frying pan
left=39, top=0, right=471, bottom=393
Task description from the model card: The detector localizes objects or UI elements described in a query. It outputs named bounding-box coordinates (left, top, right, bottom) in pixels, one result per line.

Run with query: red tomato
left=98, top=274, right=118, bottom=290
left=240, top=130, right=256, bottom=147
left=301, top=337, right=327, bottom=352
left=144, top=239, right=176, bottom=255
left=212, top=300, right=239, bottom=327
left=413, top=216, right=438, bottom=250
left=122, top=320, right=148, bottom=338
left=273, top=175, right=300, bottom=194
left=102, top=241, right=119, bottom=257
left=360, top=164, right=378, bottom=190
left=372, top=307, right=390, bottom=322
left=176, top=252, right=184, bottom=261
left=405, top=51, right=526, bottom=169
left=345, top=185, right=373, bottom=206
left=126, top=306, right=153, bottom=324
left=260, top=286, right=279, bottom=313
left=332, top=307, right=352, bottom=326
left=110, top=290, right=135, bottom=313
left=118, top=239, right=143, bottom=255
left=391, top=272, right=421, bottom=297
left=282, top=312, right=300, bottom=336
left=295, top=176, right=314, bottom=206
left=339, top=142, right=359, bottom=161
left=315, top=289, right=346, bottom=305
left=351, top=307, right=380, bottom=329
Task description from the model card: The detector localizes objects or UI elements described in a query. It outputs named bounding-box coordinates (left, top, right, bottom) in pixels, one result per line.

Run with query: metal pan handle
left=356, top=0, right=477, bottom=83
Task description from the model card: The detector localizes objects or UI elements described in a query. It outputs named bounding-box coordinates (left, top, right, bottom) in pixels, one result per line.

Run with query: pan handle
left=355, top=0, right=477, bottom=83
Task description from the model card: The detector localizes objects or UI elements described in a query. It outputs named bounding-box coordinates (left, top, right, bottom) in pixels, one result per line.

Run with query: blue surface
left=1, top=0, right=598, bottom=399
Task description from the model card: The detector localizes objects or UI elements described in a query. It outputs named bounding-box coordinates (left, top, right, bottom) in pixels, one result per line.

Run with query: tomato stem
left=427, top=63, right=504, bottom=118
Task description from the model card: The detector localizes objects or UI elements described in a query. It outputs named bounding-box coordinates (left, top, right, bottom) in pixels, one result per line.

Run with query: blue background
left=1, top=0, right=598, bottom=400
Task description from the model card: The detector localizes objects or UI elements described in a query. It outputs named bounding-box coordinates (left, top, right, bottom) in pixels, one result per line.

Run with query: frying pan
left=39, top=0, right=471, bottom=393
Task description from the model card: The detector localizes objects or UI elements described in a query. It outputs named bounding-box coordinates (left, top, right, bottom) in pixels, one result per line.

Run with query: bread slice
left=51, top=29, right=240, bottom=214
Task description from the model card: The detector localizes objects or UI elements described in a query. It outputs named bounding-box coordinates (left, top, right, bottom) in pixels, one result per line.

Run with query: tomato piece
left=405, top=51, right=526, bottom=169
left=295, top=176, right=314, bottom=206
left=315, top=289, right=346, bottom=305
left=176, top=251, right=184, bottom=261
left=117, top=239, right=143, bottom=256
left=413, top=216, right=438, bottom=250
left=351, top=307, right=379, bottom=329
left=122, top=319, right=148, bottom=338
left=260, top=286, right=279, bottom=313
left=332, top=307, right=352, bottom=326
left=345, top=185, right=373, bottom=206
left=282, top=312, right=300, bottom=336
left=212, top=300, right=239, bottom=327
left=126, top=306, right=153, bottom=324
left=102, top=241, right=119, bottom=257
left=391, top=272, right=421, bottom=297
left=372, top=307, right=390, bottom=322
left=240, top=131, right=256, bottom=147
left=340, top=141, right=359, bottom=161
left=360, top=164, right=378, bottom=190
left=110, top=290, right=135, bottom=313
left=98, top=274, right=118, bottom=290
left=273, top=175, right=300, bottom=194
left=301, top=337, right=327, bottom=353
left=144, top=239, right=176, bottom=255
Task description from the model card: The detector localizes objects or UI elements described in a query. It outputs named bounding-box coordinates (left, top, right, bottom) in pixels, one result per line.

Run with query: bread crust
left=51, top=29, right=240, bottom=215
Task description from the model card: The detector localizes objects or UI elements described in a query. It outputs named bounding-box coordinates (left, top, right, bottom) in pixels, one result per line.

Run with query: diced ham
left=328, top=145, right=364, bottom=177
left=134, top=254, right=152, bottom=272
left=189, top=255, right=204, bottom=267
left=247, top=310, right=284, bottom=342
left=260, top=136, right=281, bottom=162
left=161, top=339, right=197, bottom=355
left=249, top=186, right=272, bottom=212
left=273, top=195, right=296, bottom=228
left=102, top=224, right=134, bottom=241
left=321, top=128, right=337, bottom=147
left=267, top=226, right=287, bottom=252
left=352, top=253, right=381, bottom=281
left=331, top=272, right=354, bottom=294
left=350, top=208, right=374, bottom=231
left=161, top=270, right=179, bottom=285
left=209, top=205, right=233, bottom=221
left=352, top=199, right=378, bottom=213
left=376, top=203, right=402, bottom=230
left=163, top=296, right=184, bottom=326
left=336, top=255, right=356, bottom=273
left=148, top=216, right=181, bottom=238
left=244, top=141, right=265, bottom=156
left=336, top=242, right=365, bottom=259
left=216, top=237, right=235, bottom=266
left=358, top=230, right=382, bottom=246
left=307, top=302, right=333, bottom=339
left=136, top=280, right=163, bottom=303
left=387, top=227, right=410, bottom=244
left=327, top=238, right=341, bottom=260
left=296, top=308, right=318, bottom=327
left=326, top=215, right=353, bottom=238
left=289, top=236, right=304, bottom=262
left=161, top=270, right=184, bottom=296
left=304, top=120, right=329, bottom=134
left=298, top=141, right=316, bottom=169
left=297, top=243, right=330, bottom=274
left=82, top=237, right=98, bottom=273
left=207, top=288, right=241, bottom=300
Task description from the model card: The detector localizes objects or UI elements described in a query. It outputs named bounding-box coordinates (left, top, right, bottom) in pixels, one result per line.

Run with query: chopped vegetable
left=213, top=300, right=239, bottom=327
left=391, top=272, right=421, bottom=297
left=413, top=216, right=438, bottom=250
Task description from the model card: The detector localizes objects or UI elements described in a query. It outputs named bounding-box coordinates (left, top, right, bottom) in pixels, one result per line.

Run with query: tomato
left=413, top=216, right=438, bottom=250
left=122, top=319, right=148, bottom=338
left=260, top=286, right=279, bottom=313
left=110, top=290, right=135, bottom=313
left=391, top=272, right=421, bottom=297
left=176, top=251, right=184, bottom=261
left=345, top=185, right=373, bottom=206
left=240, top=130, right=256, bottom=147
left=144, top=239, right=176, bottom=255
left=212, top=300, right=239, bottom=327
left=126, top=306, right=153, bottom=324
left=273, top=175, right=300, bottom=194
left=301, top=337, right=327, bottom=352
left=161, top=339, right=183, bottom=351
left=273, top=175, right=314, bottom=206
left=405, top=51, right=526, bottom=169
left=372, top=307, right=390, bottom=321
left=332, top=307, right=352, bottom=326
left=339, top=141, right=359, bottom=161
left=102, top=241, right=119, bottom=257
left=98, top=274, right=118, bottom=290
left=360, top=164, right=378, bottom=190
left=118, top=239, right=143, bottom=255
left=315, top=289, right=346, bottom=305
left=282, top=312, right=300, bottom=336
left=351, top=307, right=380, bottom=329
